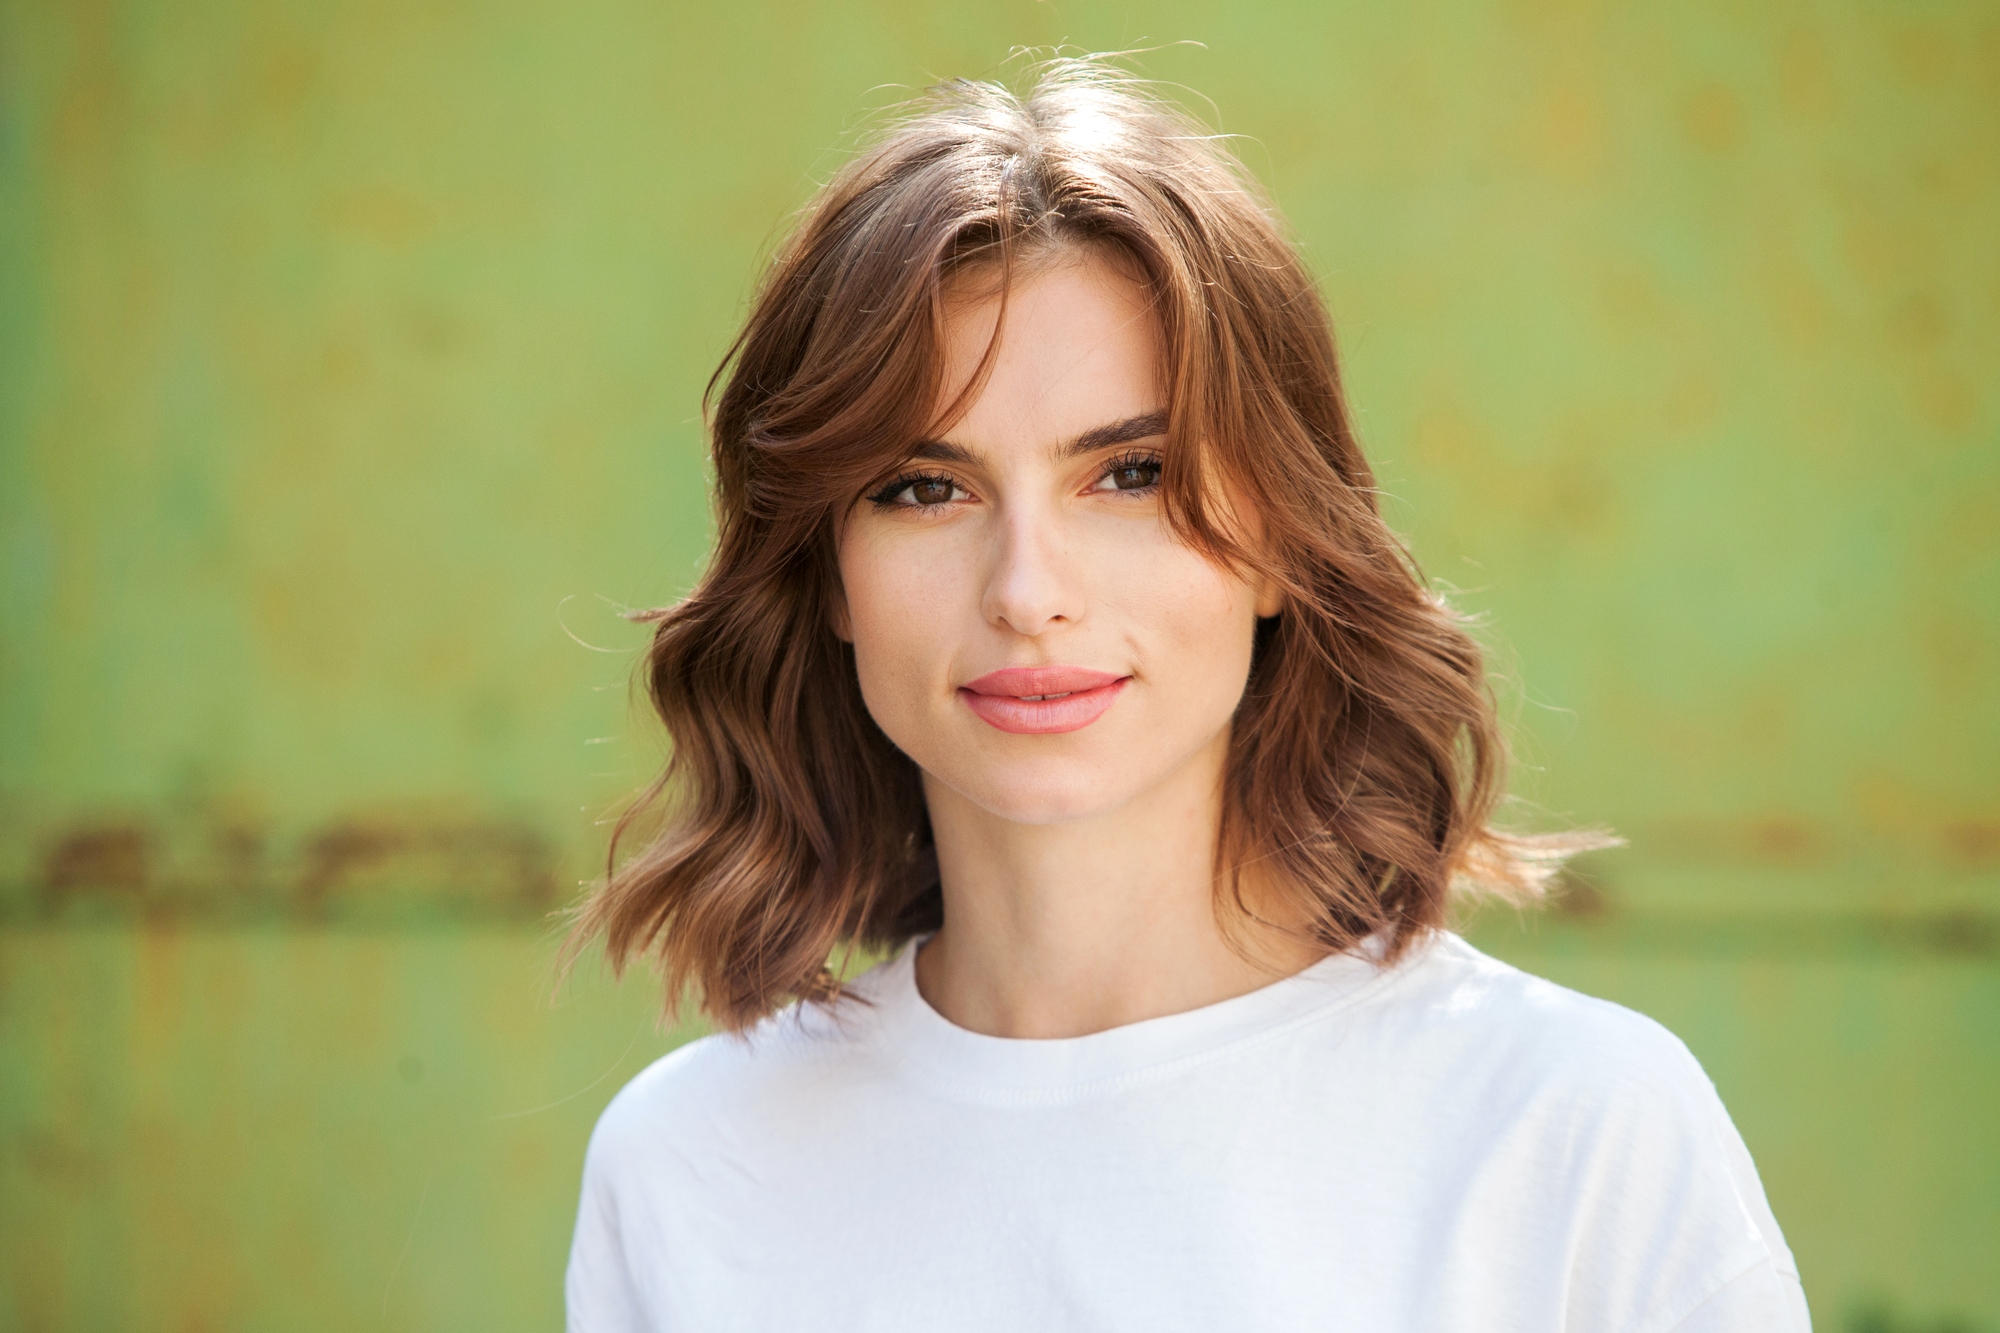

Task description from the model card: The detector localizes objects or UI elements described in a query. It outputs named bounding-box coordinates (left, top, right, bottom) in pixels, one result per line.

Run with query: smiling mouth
left=958, top=667, right=1130, bottom=735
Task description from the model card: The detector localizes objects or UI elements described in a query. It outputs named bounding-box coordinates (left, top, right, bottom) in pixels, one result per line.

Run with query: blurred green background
left=2, top=0, right=1995, bottom=1329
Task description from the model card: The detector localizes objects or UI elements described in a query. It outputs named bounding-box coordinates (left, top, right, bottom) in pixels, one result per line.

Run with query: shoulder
left=582, top=967, right=898, bottom=1178
left=1394, top=931, right=1708, bottom=1074
left=1370, top=932, right=1722, bottom=1123
left=1382, top=936, right=1798, bottom=1307
left=1392, top=937, right=1806, bottom=1326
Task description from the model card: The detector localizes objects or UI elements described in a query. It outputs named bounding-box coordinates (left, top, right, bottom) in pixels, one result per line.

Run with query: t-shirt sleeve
left=1662, top=1261, right=1811, bottom=1333
left=1682, top=1081, right=1811, bottom=1332
left=1550, top=1008, right=1811, bottom=1332
left=1708, top=1086, right=1810, bottom=1329
left=564, top=1117, right=649, bottom=1333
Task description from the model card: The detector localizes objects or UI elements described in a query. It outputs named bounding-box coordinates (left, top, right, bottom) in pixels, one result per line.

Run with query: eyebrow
left=909, top=411, right=1168, bottom=467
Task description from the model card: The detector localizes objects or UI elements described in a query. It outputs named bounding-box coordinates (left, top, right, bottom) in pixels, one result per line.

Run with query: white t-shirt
left=567, top=932, right=1809, bottom=1331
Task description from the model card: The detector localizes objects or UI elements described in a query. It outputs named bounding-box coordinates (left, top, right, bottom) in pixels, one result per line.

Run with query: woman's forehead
left=932, top=255, right=1164, bottom=456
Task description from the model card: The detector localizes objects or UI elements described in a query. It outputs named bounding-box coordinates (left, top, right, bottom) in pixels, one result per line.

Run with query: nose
left=980, top=504, right=1083, bottom=637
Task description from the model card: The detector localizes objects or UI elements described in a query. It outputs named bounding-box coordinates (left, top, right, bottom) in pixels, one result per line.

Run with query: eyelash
left=1098, top=449, right=1165, bottom=493
left=865, top=450, right=1165, bottom=509
left=865, top=471, right=961, bottom=509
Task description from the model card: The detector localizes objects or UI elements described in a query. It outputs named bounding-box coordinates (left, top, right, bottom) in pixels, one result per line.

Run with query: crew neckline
left=860, top=932, right=1425, bottom=1100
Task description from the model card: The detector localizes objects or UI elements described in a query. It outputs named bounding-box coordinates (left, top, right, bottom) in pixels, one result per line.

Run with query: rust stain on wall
left=43, top=825, right=152, bottom=897
left=29, top=815, right=559, bottom=923
left=1649, top=815, right=1829, bottom=868
left=1683, top=84, right=1744, bottom=154
left=297, top=818, right=557, bottom=916
left=1942, top=820, right=2000, bottom=868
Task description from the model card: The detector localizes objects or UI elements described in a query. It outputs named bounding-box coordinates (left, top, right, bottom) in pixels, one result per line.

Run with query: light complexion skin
left=834, top=250, right=1322, bottom=1040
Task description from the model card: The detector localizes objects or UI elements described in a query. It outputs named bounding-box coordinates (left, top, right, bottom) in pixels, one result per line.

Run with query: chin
left=943, top=757, right=1142, bottom=826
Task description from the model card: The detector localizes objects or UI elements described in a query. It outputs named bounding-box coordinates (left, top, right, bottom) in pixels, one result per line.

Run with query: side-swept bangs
left=567, top=58, right=1601, bottom=1030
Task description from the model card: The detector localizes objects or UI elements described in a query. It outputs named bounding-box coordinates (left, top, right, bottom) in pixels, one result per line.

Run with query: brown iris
left=1107, top=460, right=1161, bottom=490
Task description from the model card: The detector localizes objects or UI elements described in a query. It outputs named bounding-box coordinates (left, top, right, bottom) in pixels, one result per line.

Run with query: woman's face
left=835, top=252, right=1280, bottom=826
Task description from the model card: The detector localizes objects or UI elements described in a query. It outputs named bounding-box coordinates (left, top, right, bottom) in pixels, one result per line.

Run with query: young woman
left=564, top=59, right=1808, bottom=1332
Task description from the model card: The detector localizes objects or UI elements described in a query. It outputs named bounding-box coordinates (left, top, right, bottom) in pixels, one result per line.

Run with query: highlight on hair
left=565, top=54, right=1608, bottom=1031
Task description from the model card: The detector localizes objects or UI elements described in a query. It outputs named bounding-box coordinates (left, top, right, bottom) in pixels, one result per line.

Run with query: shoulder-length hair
left=568, top=57, right=1596, bottom=1030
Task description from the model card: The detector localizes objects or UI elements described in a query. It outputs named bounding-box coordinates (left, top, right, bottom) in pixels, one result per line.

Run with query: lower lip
left=958, top=678, right=1130, bottom=734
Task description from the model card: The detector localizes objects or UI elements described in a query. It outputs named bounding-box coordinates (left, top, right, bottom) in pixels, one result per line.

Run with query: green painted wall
left=1, top=1, right=1993, bottom=1330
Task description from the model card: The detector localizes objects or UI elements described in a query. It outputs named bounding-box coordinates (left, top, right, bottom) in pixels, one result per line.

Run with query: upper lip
left=960, top=666, right=1127, bottom=698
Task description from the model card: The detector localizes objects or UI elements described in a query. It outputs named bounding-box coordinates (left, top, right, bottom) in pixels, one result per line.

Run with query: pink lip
left=958, top=666, right=1131, bottom=735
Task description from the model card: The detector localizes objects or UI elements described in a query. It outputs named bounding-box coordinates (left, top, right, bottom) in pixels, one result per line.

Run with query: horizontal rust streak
left=44, top=826, right=153, bottom=897
left=24, top=814, right=563, bottom=925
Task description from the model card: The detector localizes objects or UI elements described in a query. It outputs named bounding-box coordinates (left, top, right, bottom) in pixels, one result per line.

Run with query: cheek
left=837, top=529, right=955, bottom=722
left=1107, top=534, right=1261, bottom=696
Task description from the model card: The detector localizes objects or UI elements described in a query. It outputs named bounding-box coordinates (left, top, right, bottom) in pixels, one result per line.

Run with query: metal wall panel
left=3, top=1, right=1993, bottom=1328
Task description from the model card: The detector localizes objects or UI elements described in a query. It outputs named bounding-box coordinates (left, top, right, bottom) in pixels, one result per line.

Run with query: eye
left=1091, top=451, right=1164, bottom=494
left=867, top=472, right=968, bottom=509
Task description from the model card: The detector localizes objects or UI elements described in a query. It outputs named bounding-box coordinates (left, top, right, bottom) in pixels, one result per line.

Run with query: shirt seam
left=1636, top=1248, right=1786, bottom=1333
left=882, top=936, right=1441, bottom=1105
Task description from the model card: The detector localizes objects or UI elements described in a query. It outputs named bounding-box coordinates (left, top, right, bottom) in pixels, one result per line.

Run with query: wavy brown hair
left=566, top=57, right=1599, bottom=1031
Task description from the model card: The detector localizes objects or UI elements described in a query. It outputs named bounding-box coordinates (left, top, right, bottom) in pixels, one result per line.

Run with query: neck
left=913, top=730, right=1324, bottom=1039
